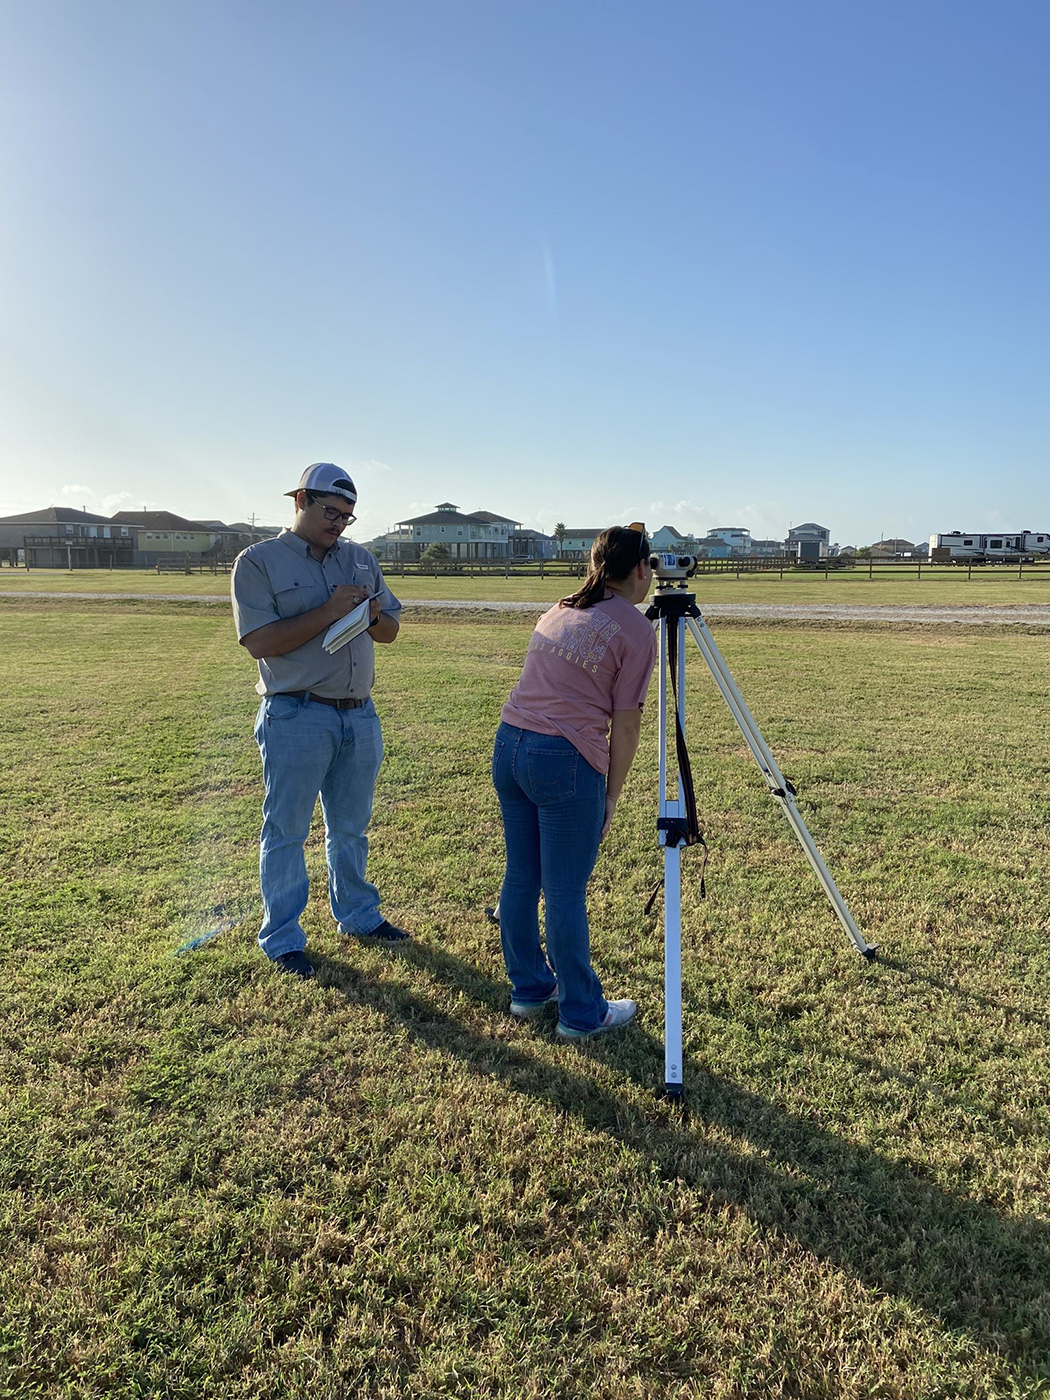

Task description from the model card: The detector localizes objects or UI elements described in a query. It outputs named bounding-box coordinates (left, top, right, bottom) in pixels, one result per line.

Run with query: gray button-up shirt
left=231, top=530, right=402, bottom=698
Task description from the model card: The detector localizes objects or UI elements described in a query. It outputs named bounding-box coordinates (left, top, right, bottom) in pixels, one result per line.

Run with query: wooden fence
left=19, top=552, right=1050, bottom=582
left=378, top=556, right=1050, bottom=582
left=154, top=556, right=233, bottom=574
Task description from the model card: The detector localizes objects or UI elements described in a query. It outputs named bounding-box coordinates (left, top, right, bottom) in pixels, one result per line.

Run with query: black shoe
left=273, top=950, right=315, bottom=979
left=354, top=920, right=411, bottom=943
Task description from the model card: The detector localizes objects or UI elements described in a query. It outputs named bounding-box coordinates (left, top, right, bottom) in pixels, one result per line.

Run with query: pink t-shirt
left=500, top=593, right=657, bottom=774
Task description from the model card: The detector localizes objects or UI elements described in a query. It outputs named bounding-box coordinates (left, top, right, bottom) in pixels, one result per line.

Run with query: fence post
left=868, top=556, right=873, bottom=579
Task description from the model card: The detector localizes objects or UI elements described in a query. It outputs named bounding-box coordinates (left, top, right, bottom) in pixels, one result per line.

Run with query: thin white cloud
left=520, top=512, right=558, bottom=534
left=644, top=500, right=717, bottom=536
left=56, top=485, right=139, bottom=518
left=346, top=509, right=383, bottom=542
left=730, top=502, right=791, bottom=539
left=101, top=491, right=136, bottom=516
left=636, top=498, right=795, bottom=541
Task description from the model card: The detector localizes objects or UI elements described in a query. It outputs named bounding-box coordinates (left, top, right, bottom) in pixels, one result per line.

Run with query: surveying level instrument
left=647, top=568, right=877, bottom=1103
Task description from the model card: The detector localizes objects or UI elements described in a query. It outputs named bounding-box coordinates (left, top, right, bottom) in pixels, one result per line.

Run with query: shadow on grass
left=879, top=954, right=1050, bottom=1029
left=316, top=939, right=1050, bottom=1384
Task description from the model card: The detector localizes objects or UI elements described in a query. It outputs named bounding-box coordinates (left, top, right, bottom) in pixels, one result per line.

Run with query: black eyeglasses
left=318, top=503, right=356, bottom=526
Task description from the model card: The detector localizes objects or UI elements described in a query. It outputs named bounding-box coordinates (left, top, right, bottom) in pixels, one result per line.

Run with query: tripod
left=648, top=583, right=876, bottom=1102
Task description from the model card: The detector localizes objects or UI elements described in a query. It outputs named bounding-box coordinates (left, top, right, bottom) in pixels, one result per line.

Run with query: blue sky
left=1, top=0, right=1047, bottom=547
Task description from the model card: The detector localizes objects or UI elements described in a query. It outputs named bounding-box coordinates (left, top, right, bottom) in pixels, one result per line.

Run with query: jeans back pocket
left=525, top=745, right=578, bottom=802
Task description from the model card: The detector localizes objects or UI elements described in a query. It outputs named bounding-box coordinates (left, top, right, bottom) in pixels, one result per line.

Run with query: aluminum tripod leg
left=683, top=613, right=876, bottom=960
left=657, top=612, right=685, bottom=1097
left=663, top=844, right=684, bottom=1095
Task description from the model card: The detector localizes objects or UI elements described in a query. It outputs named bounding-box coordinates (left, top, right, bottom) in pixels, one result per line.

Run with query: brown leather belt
left=281, top=691, right=368, bottom=709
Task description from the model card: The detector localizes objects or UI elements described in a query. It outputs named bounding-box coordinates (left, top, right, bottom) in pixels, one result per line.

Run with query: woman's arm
left=602, top=707, right=644, bottom=840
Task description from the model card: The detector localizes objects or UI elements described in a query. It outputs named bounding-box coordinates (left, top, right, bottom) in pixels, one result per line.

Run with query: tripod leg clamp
left=657, top=817, right=692, bottom=848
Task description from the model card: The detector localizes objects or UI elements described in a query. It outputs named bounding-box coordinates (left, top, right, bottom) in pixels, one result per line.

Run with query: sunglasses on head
left=626, top=521, right=650, bottom=564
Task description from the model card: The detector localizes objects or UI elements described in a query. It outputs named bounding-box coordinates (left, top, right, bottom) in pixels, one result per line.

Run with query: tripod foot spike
left=662, top=1083, right=685, bottom=1106
left=859, top=944, right=878, bottom=962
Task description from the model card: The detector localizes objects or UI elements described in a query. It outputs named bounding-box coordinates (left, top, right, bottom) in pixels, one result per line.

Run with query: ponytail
left=561, top=562, right=609, bottom=610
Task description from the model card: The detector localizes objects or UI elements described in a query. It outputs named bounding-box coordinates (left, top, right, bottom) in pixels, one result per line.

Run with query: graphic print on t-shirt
left=529, top=607, right=621, bottom=674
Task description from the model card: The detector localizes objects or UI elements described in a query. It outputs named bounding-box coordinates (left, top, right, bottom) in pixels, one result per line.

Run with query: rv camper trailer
left=928, top=531, right=1050, bottom=563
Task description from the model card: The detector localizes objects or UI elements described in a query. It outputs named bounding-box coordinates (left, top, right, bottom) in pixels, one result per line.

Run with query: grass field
left=4, top=597, right=1050, bottom=1398
left=4, top=564, right=1050, bottom=607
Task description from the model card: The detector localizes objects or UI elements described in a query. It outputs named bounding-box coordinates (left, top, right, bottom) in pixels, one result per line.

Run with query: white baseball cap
left=286, top=463, right=358, bottom=505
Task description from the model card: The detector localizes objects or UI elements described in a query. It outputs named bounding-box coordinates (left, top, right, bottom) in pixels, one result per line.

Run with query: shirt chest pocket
left=267, top=562, right=328, bottom=620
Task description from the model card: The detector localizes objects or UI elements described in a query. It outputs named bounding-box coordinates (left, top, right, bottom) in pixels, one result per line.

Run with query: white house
left=786, top=522, right=831, bottom=562
left=787, top=522, right=830, bottom=546
left=706, top=527, right=752, bottom=556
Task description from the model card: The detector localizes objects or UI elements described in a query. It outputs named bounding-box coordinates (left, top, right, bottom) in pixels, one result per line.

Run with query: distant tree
left=856, top=546, right=873, bottom=558
left=419, top=543, right=452, bottom=564
left=554, top=522, right=566, bottom=542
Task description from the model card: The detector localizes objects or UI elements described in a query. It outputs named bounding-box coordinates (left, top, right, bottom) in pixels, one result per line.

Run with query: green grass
left=3, top=599, right=1050, bottom=1397
left=4, top=564, right=1050, bottom=606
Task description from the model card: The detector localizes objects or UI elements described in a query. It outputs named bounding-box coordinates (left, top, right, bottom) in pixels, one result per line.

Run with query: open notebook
left=322, top=596, right=375, bottom=653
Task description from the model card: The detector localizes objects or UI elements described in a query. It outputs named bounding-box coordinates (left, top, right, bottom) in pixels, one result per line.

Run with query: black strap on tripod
left=644, top=611, right=707, bottom=913
left=668, top=615, right=701, bottom=845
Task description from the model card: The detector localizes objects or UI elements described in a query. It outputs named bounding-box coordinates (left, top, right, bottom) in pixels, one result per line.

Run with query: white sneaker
left=509, top=988, right=558, bottom=1019
left=557, top=999, right=637, bottom=1039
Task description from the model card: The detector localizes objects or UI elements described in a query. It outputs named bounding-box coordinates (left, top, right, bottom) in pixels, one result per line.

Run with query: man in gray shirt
left=231, top=462, right=407, bottom=978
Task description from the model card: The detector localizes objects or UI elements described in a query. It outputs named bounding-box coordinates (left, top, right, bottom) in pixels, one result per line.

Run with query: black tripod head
left=645, top=585, right=700, bottom=622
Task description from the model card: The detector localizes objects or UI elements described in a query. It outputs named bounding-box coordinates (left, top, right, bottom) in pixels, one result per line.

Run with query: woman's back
left=500, top=592, right=656, bottom=776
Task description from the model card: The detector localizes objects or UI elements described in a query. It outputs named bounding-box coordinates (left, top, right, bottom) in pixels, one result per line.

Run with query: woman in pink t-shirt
left=493, top=525, right=656, bottom=1038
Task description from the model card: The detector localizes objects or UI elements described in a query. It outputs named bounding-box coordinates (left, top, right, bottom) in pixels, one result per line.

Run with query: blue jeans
left=254, top=694, right=385, bottom=957
left=492, top=722, right=607, bottom=1032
